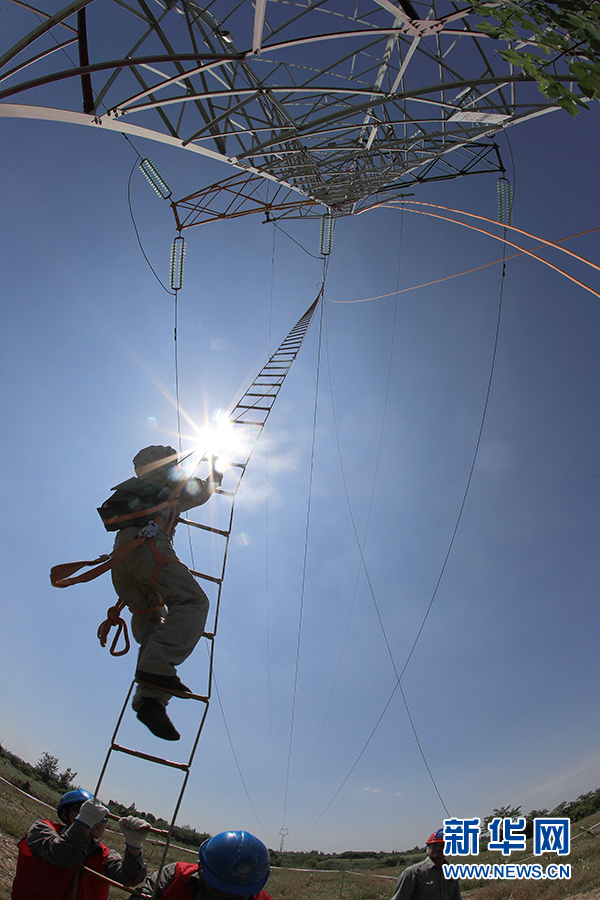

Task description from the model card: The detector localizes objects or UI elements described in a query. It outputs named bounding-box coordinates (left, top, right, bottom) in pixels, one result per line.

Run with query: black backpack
left=97, top=478, right=176, bottom=532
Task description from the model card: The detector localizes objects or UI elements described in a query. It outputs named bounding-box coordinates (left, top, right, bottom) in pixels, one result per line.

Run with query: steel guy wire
left=295, top=209, right=403, bottom=809
left=300, top=214, right=512, bottom=836
left=281, top=258, right=329, bottom=836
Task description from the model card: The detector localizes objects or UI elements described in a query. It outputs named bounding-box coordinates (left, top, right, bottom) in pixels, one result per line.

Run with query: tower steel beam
left=1, top=0, right=575, bottom=217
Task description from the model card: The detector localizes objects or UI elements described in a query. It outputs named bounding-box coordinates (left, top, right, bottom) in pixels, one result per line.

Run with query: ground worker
left=100, top=445, right=222, bottom=741
left=131, top=830, right=273, bottom=900
left=11, top=788, right=150, bottom=900
left=390, top=828, right=461, bottom=900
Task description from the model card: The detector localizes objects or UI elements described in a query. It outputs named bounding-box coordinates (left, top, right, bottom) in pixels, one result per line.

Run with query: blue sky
left=1, top=88, right=599, bottom=855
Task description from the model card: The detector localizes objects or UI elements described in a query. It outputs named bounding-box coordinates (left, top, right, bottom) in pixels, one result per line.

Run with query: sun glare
left=184, top=410, right=252, bottom=475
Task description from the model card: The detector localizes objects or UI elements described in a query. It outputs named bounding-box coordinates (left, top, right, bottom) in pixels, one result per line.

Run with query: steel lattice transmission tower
left=0, top=0, right=574, bottom=222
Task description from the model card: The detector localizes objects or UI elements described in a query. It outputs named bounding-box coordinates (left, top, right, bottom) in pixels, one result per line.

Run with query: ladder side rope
left=92, top=295, right=322, bottom=878
left=205, top=227, right=281, bottom=837
left=208, top=293, right=322, bottom=648
left=281, top=292, right=326, bottom=839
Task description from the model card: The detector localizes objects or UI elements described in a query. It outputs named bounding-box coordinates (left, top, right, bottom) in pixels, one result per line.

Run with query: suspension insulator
left=319, top=213, right=334, bottom=255
left=170, top=235, right=186, bottom=291
left=505, top=181, right=513, bottom=227
left=497, top=179, right=513, bottom=226
left=139, top=158, right=172, bottom=199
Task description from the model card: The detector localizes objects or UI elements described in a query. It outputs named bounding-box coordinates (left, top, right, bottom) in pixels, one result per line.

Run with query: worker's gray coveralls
left=130, top=864, right=206, bottom=899
left=111, top=471, right=215, bottom=710
left=25, top=818, right=146, bottom=884
left=391, top=858, right=461, bottom=900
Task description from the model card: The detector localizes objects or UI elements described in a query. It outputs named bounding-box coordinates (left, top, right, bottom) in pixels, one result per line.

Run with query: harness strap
left=52, top=532, right=177, bottom=656
left=50, top=537, right=146, bottom=587
left=146, top=536, right=179, bottom=589
left=130, top=601, right=167, bottom=617
left=49, top=526, right=180, bottom=589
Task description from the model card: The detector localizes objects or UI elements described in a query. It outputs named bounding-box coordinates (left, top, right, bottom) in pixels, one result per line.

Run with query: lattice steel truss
left=0, top=0, right=574, bottom=218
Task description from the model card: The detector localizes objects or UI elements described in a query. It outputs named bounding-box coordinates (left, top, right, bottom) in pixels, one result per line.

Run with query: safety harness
left=51, top=484, right=181, bottom=655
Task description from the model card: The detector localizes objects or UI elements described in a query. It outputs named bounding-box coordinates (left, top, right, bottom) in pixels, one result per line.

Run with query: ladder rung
left=189, top=569, right=223, bottom=584
left=235, top=404, right=271, bottom=411
left=230, top=419, right=265, bottom=427
left=111, top=743, right=190, bottom=771
left=91, top=297, right=319, bottom=830
left=178, top=517, right=230, bottom=538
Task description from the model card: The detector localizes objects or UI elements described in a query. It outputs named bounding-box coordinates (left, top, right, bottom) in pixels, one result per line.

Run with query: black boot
left=136, top=699, right=180, bottom=741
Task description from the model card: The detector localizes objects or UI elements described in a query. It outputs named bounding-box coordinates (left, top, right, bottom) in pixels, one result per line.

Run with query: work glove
left=119, top=816, right=151, bottom=849
left=210, top=455, right=224, bottom=486
left=75, top=798, right=109, bottom=828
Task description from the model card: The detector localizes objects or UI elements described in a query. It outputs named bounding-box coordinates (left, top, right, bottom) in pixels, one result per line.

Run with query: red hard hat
left=426, top=828, right=444, bottom=844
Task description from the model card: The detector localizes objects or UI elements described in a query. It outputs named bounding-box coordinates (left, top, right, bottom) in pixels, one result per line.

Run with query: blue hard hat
left=199, top=831, right=270, bottom=896
left=57, top=789, right=94, bottom=823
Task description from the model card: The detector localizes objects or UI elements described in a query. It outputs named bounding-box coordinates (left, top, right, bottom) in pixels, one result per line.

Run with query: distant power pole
left=279, top=828, right=289, bottom=853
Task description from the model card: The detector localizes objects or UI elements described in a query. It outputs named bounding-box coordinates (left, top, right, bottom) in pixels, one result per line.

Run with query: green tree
left=57, top=767, right=78, bottom=791
left=469, top=1, right=600, bottom=116
left=483, top=805, right=522, bottom=830
left=525, top=808, right=549, bottom=837
left=34, top=752, right=59, bottom=784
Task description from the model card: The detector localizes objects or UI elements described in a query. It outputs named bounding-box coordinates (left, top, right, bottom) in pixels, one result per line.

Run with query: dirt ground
left=0, top=829, right=18, bottom=900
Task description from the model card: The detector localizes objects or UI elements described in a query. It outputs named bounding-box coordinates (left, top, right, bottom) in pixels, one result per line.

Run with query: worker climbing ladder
left=90, top=294, right=321, bottom=887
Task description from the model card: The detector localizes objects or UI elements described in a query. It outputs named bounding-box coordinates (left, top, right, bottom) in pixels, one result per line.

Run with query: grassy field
left=440, top=821, right=600, bottom=900
left=0, top=760, right=397, bottom=900
left=2, top=756, right=600, bottom=900
left=0, top=759, right=196, bottom=900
